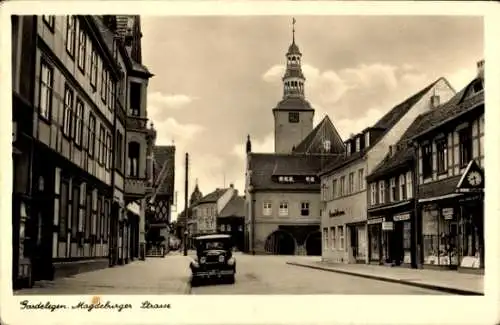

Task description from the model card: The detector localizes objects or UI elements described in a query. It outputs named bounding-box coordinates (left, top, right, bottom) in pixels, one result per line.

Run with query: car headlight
left=227, top=257, right=235, bottom=266
left=218, top=255, right=225, bottom=263
left=200, top=257, right=206, bottom=264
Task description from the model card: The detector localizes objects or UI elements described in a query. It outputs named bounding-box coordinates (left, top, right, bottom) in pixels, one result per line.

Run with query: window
left=98, top=125, right=106, bottom=165
left=406, top=171, right=413, bottom=199
left=399, top=174, right=406, bottom=201
left=43, top=15, right=55, bottom=29
left=422, top=143, right=433, bottom=179
left=106, top=131, right=112, bottom=169
left=221, top=224, right=225, bottom=232
left=390, top=177, right=396, bottom=202
left=330, top=227, right=336, bottom=250
left=109, top=81, right=115, bottom=110
left=340, top=176, right=345, bottom=196
left=71, top=186, right=80, bottom=238
left=90, top=49, right=98, bottom=88
left=356, top=137, right=361, bottom=152
left=279, top=202, right=288, bottom=216
left=101, top=69, right=108, bottom=103
left=85, top=191, right=92, bottom=239
left=65, top=16, right=76, bottom=57
left=59, top=180, right=69, bottom=239
left=459, top=128, right=472, bottom=167
left=346, top=142, right=351, bottom=155
left=323, top=228, right=328, bottom=250
left=116, top=131, right=123, bottom=172
left=263, top=202, right=272, bottom=216
left=74, top=98, right=84, bottom=146
left=130, top=82, right=141, bottom=116
left=96, top=197, right=102, bottom=240
left=358, top=169, right=364, bottom=190
left=88, top=113, right=96, bottom=157
left=227, top=225, right=231, bottom=232
left=436, top=138, right=447, bottom=174
left=300, top=202, right=309, bottom=216
left=77, top=28, right=86, bottom=71
left=378, top=181, right=385, bottom=204
left=39, top=61, right=53, bottom=120
left=63, top=85, right=74, bottom=137
left=323, top=140, right=331, bottom=152
left=370, top=183, right=377, bottom=205
left=288, top=112, right=299, bottom=123
left=338, top=226, right=344, bottom=250
left=128, top=141, right=140, bottom=177
left=348, top=172, right=355, bottom=194
left=332, top=179, right=337, bottom=198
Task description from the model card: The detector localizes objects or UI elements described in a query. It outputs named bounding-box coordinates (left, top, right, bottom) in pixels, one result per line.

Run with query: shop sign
left=442, top=208, right=454, bottom=220
left=382, top=221, right=394, bottom=231
left=367, top=217, right=384, bottom=225
left=329, top=209, right=345, bottom=217
left=393, top=213, right=411, bottom=222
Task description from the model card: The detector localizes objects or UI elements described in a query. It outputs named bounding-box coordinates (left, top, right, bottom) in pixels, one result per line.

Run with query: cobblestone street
left=16, top=253, right=449, bottom=295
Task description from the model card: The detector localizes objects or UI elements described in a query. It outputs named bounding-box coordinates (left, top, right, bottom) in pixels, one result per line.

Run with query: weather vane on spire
left=292, top=17, right=296, bottom=43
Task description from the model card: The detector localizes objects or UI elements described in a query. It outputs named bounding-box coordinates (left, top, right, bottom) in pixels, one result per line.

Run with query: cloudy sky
left=141, top=15, right=483, bottom=220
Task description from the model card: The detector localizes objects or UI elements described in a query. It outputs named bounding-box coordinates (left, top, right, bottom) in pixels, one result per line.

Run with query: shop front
left=419, top=201, right=460, bottom=270
left=457, top=193, right=484, bottom=271
left=367, top=217, right=384, bottom=264
left=347, top=223, right=367, bottom=263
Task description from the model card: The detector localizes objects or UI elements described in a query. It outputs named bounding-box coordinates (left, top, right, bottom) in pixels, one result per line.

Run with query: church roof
left=273, top=97, right=313, bottom=111
left=319, top=77, right=445, bottom=176
left=293, top=115, right=345, bottom=154
left=287, top=42, right=301, bottom=55
left=153, top=145, right=175, bottom=199
left=248, top=153, right=343, bottom=191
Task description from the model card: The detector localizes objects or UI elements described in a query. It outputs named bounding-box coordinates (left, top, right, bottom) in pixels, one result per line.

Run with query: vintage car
left=189, top=234, right=236, bottom=285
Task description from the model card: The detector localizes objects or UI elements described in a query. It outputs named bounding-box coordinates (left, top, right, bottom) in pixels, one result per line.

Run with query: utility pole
left=183, top=153, right=189, bottom=256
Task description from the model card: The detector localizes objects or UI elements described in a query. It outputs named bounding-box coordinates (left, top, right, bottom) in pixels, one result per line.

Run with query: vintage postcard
left=1, top=1, right=499, bottom=325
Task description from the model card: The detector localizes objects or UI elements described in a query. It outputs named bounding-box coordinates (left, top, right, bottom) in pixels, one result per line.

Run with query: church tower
left=273, top=18, right=314, bottom=154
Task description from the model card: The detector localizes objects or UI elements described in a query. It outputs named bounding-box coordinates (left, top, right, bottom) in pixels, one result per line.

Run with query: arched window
left=128, top=141, right=140, bottom=177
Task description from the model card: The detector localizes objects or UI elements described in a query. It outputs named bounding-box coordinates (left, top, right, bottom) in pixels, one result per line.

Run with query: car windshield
left=203, top=241, right=225, bottom=250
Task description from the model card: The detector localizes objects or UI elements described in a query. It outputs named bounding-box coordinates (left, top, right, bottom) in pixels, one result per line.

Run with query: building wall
left=193, top=202, right=217, bottom=234
left=418, top=111, right=484, bottom=185
left=274, top=110, right=314, bottom=153
left=321, top=159, right=367, bottom=263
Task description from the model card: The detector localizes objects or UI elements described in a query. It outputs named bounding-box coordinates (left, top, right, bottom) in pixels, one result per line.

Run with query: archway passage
left=265, top=230, right=296, bottom=255
left=305, top=231, right=322, bottom=256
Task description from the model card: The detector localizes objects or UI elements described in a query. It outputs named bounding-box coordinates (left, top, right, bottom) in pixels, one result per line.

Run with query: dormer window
left=365, top=132, right=370, bottom=147
left=356, top=137, right=361, bottom=152
left=279, top=176, right=284, bottom=182
left=278, top=176, right=294, bottom=183
left=306, top=176, right=316, bottom=183
left=346, top=142, right=352, bottom=155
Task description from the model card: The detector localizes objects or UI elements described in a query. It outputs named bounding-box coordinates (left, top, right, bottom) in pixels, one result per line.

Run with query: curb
left=286, top=262, right=483, bottom=296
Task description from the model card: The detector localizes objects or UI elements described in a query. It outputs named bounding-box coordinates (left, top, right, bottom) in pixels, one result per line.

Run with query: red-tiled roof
left=293, top=115, right=345, bottom=155
left=219, top=195, right=245, bottom=218
left=153, top=145, right=175, bottom=198
left=319, top=78, right=444, bottom=176
left=249, top=153, right=343, bottom=191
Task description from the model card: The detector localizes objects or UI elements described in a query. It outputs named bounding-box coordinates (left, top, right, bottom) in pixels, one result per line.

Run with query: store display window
left=369, top=224, right=381, bottom=262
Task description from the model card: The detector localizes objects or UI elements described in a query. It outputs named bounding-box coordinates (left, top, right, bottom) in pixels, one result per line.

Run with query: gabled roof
left=293, top=115, right=345, bottom=155
left=219, top=195, right=245, bottom=218
left=411, top=78, right=484, bottom=141
left=367, top=77, right=484, bottom=181
left=153, top=145, right=175, bottom=198
left=249, top=153, right=343, bottom=191
left=319, top=78, right=444, bottom=176
left=197, top=188, right=229, bottom=204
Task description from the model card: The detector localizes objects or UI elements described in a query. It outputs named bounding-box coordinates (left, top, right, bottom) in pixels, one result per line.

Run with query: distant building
left=319, top=78, right=456, bottom=264
left=217, top=193, right=245, bottom=251
left=192, top=185, right=237, bottom=235
left=244, top=20, right=345, bottom=256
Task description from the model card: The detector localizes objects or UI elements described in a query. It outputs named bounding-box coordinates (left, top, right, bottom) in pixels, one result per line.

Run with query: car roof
left=194, top=234, right=231, bottom=241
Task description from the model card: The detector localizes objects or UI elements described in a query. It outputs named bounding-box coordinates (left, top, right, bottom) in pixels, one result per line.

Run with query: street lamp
left=183, top=230, right=189, bottom=256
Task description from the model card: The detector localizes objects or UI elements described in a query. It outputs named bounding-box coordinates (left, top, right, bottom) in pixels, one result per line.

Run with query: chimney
left=430, top=87, right=440, bottom=109
left=388, top=145, right=393, bottom=157
left=477, top=59, right=485, bottom=80
left=230, top=183, right=234, bottom=189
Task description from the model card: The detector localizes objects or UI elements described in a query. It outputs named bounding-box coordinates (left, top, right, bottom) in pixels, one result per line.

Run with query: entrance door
left=392, top=222, right=404, bottom=265
left=448, top=222, right=459, bottom=269
left=350, top=226, right=358, bottom=259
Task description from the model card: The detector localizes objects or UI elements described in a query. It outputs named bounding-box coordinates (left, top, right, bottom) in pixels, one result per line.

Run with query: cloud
left=231, top=132, right=274, bottom=160
left=154, top=117, right=205, bottom=144
left=149, top=92, right=196, bottom=109
left=447, top=68, right=476, bottom=91
left=262, top=65, right=285, bottom=83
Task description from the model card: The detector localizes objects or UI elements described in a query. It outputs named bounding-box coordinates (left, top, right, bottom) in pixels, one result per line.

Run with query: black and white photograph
left=2, top=1, right=499, bottom=325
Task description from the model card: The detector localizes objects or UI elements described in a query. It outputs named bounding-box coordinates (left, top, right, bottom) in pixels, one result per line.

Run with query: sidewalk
left=15, top=255, right=193, bottom=295
left=286, top=258, right=483, bottom=295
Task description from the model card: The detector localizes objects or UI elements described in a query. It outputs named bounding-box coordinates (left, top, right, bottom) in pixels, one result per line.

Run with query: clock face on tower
left=467, top=171, right=482, bottom=186
left=289, top=112, right=299, bottom=123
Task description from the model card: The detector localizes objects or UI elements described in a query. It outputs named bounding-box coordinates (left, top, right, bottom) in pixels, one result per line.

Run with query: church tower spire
left=282, top=17, right=305, bottom=99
